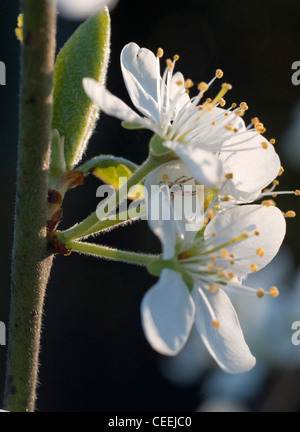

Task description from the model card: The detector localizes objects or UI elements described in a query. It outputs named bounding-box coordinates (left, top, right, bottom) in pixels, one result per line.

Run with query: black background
left=0, top=0, right=300, bottom=412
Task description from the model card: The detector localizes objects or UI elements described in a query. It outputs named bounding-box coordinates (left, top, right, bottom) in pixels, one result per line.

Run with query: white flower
left=56, top=0, right=118, bottom=20
left=83, top=42, right=281, bottom=193
left=141, top=172, right=286, bottom=373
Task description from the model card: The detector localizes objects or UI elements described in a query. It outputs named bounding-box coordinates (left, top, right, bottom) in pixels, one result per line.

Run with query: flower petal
left=205, top=204, right=286, bottom=277
left=121, top=43, right=161, bottom=122
left=220, top=131, right=281, bottom=202
left=82, top=77, right=155, bottom=129
left=192, top=287, right=256, bottom=374
left=141, top=269, right=195, bottom=356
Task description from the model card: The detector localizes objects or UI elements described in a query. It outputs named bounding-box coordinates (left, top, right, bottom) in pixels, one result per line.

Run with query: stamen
left=212, top=320, right=221, bottom=329
left=219, top=98, right=226, bottom=107
left=256, top=288, right=265, bottom=298
left=173, top=54, right=180, bottom=61
left=157, top=47, right=164, bottom=58
left=209, top=284, right=218, bottom=293
left=162, top=174, right=170, bottom=182
left=270, top=138, right=276, bottom=145
left=269, top=286, right=279, bottom=297
left=254, top=230, right=260, bottom=236
left=261, top=141, right=268, bottom=149
left=185, top=79, right=194, bottom=89
left=262, top=199, right=276, bottom=207
left=250, top=263, right=259, bottom=272
left=221, top=249, right=228, bottom=258
left=198, top=82, right=208, bottom=92
left=166, top=58, right=173, bottom=70
left=278, top=166, right=284, bottom=176
left=225, top=173, right=233, bottom=179
left=215, top=69, right=224, bottom=79
left=256, top=247, right=265, bottom=257
left=240, top=102, right=248, bottom=111
left=285, top=210, right=296, bottom=218
left=295, top=190, right=300, bottom=196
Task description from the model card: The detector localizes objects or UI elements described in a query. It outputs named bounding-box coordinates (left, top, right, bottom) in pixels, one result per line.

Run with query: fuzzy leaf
left=52, top=7, right=110, bottom=169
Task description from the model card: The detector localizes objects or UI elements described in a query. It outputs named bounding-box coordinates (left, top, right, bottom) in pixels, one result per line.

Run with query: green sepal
left=52, top=8, right=111, bottom=170
left=149, top=134, right=171, bottom=157
left=147, top=257, right=179, bottom=277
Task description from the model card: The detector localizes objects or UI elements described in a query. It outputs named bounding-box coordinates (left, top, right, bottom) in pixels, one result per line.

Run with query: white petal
left=57, top=0, right=118, bottom=20
left=121, top=43, right=161, bottom=122
left=220, top=131, right=281, bottom=202
left=164, top=141, right=224, bottom=187
left=192, top=287, right=256, bottom=374
left=205, top=204, right=286, bottom=276
left=141, top=269, right=195, bottom=356
left=82, top=78, right=154, bottom=130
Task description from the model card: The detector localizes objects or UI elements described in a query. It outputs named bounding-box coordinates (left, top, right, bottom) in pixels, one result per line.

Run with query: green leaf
left=93, top=162, right=144, bottom=200
left=52, top=8, right=110, bottom=170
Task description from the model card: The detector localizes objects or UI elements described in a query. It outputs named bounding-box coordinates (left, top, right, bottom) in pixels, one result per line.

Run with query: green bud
left=52, top=8, right=111, bottom=170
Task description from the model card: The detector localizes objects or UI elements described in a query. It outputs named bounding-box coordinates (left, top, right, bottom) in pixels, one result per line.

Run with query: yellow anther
left=230, top=253, right=235, bottom=258
left=212, top=232, right=217, bottom=237
left=225, top=112, right=229, bottom=117
left=162, top=174, right=170, bottom=182
left=269, top=286, right=279, bottom=297
left=222, top=83, right=232, bottom=90
left=232, top=103, right=237, bottom=108
left=209, top=284, right=218, bottom=293
left=212, top=320, right=221, bottom=329
left=251, top=117, right=260, bottom=125
left=157, top=47, right=164, bottom=58
left=230, top=260, right=235, bottom=265
left=211, top=255, right=217, bottom=261
left=215, top=69, right=224, bottom=79
left=273, top=180, right=279, bottom=186
left=240, top=102, right=248, bottom=110
left=219, top=98, right=226, bottom=107
left=254, top=230, right=260, bottom=236
left=256, top=288, right=265, bottom=298
left=235, top=109, right=245, bottom=117
left=212, top=121, right=216, bottom=126
left=221, top=249, right=228, bottom=259
left=185, top=78, right=194, bottom=88
left=227, top=271, right=235, bottom=281
left=198, top=105, right=204, bottom=110
left=295, top=190, right=300, bottom=196
left=256, top=247, right=265, bottom=257
left=205, top=103, right=213, bottom=112
left=218, top=268, right=226, bottom=278
left=206, top=98, right=212, bottom=103
left=225, top=124, right=234, bottom=131
left=250, top=263, right=259, bottom=272
left=225, top=173, right=233, bottom=179
left=262, top=199, right=276, bottom=207
left=207, top=263, right=214, bottom=273
left=272, top=194, right=277, bottom=198
left=224, top=195, right=231, bottom=201
left=207, top=209, right=215, bottom=220
left=176, top=80, right=184, bottom=86
left=270, top=138, right=276, bottom=145
left=278, top=166, right=284, bottom=176
left=166, top=58, right=174, bottom=69
left=173, top=54, right=180, bottom=61
left=233, top=128, right=238, bottom=133
left=285, top=210, right=296, bottom=218
left=263, top=188, right=269, bottom=193
left=198, top=81, right=208, bottom=92
left=261, top=142, right=268, bottom=149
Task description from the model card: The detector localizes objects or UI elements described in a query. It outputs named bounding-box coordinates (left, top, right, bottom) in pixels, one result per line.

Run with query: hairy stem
left=66, top=240, right=158, bottom=266
left=4, top=0, right=57, bottom=412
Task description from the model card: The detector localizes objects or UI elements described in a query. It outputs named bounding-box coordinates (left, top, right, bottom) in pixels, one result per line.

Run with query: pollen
left=240, top=102, right=248, bottom=110
left=166, top=58, right=173, bottom=69
left=262, top=199, right=276, bottom=207
left=278, top=166, right=284, bottom=176
left=173, top=54, right=180, bottom=61
left=256, top=288, right=265, bottom=298
left=254, top=230, right=260, bottom=236
left=261, top=142, right=268, bottom=149
left=225, top=173, right=233, bottom=179
left=198, top=81, right=208, bottom=92
left=222, top=83, right=232, bottom=90
left=162, top=174, right=170, bottom=182
left=250, top=263, right=259, bottom=272
left=256, top=247, right=265, bottom=257
left=185, top=78, right=194, bottom=88
left=269, top=286, right=279, bottom=297
left=219, top=98, right=226, bottom=107
left=295, top=190, right=300, bottom=196
left=215, top=69, right=224, bottom=78
left=221, top=249, right=229, bottom=258
left=224, top=195, right=231, bottom=201
left=285, top=210, right=296, bottom=218
left=157, top=47, right=164, bottom=58
left=235, top=109, right=245, bottom=117
left=273, top=180, right=279, bottom=186
left=209, top=284, right=218, bottom=293
left=212, top=320, right=221, bottom=329
left=270, top=138, right=276, bottom=145
left=251, top=117, right=260, bottom=125
left=232, top=103, right=237, bottom=108
left=212, top=121, right=216, bottom=126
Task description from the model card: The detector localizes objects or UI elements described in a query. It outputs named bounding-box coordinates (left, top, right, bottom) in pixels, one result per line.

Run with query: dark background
left=0, top=0, right=300, bottom=412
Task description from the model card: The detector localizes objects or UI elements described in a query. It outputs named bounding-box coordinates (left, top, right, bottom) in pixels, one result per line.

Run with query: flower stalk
left=4, top=0, right=57, bottom=412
